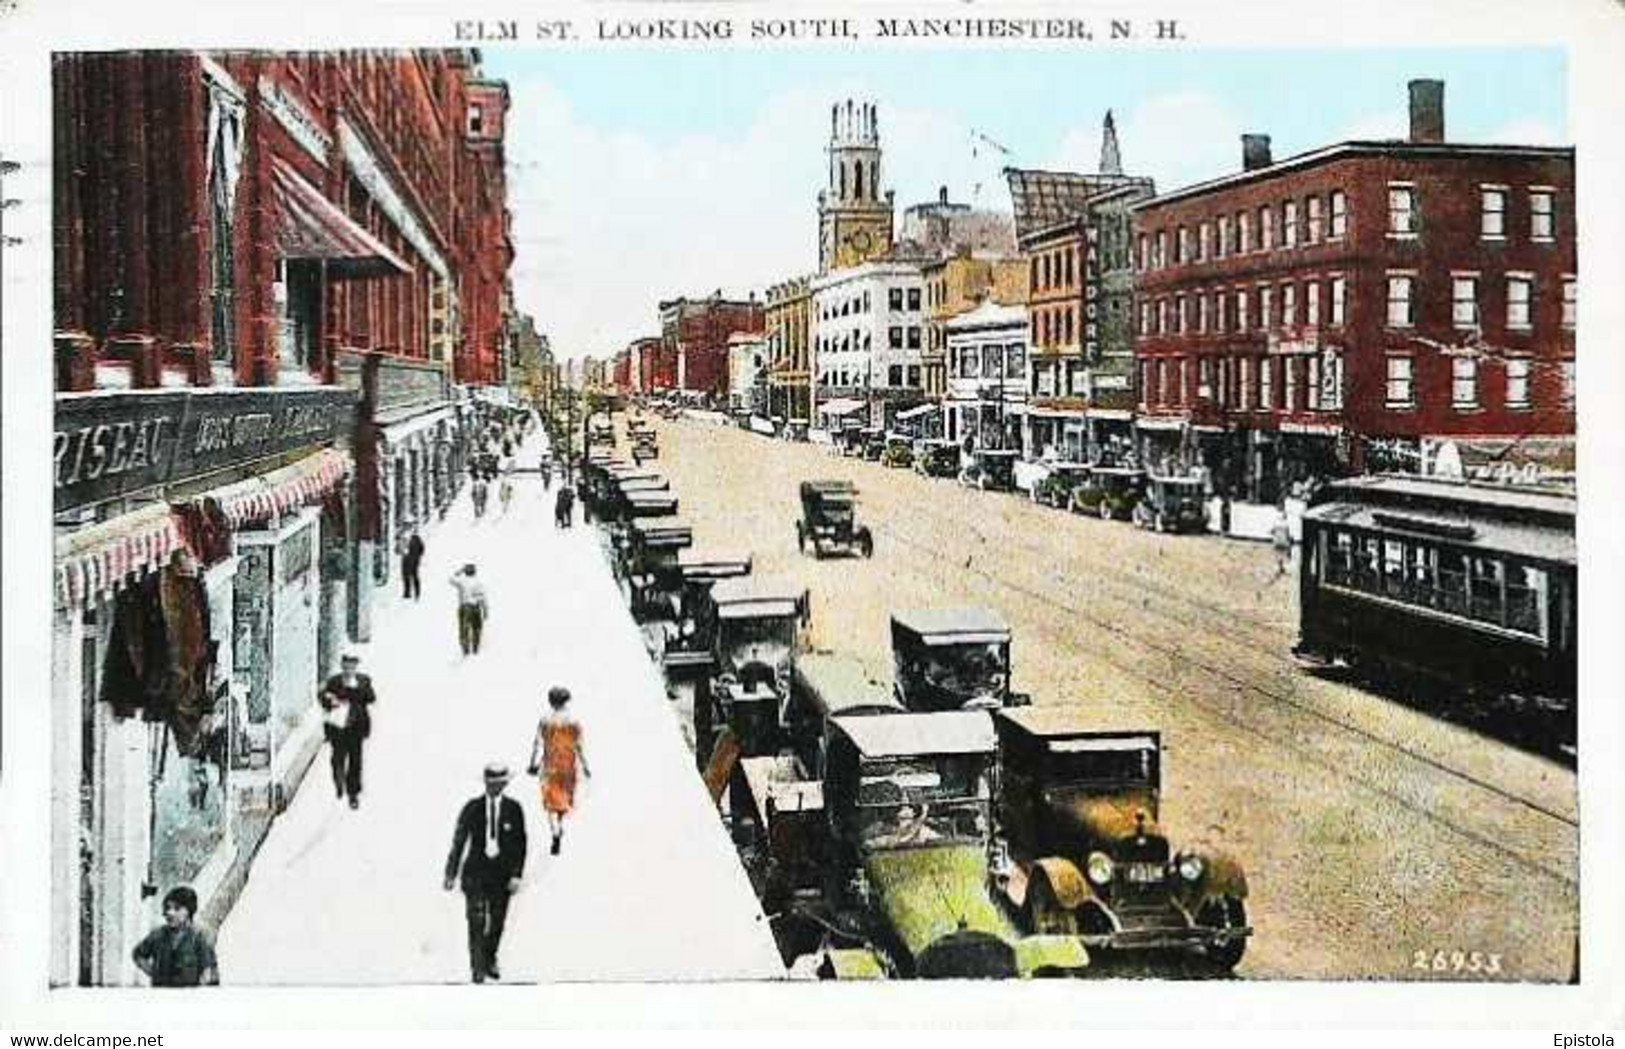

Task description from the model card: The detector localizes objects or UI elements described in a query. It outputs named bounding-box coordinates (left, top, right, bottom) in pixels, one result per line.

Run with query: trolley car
left=1295, top=475, right=1576, bottom=746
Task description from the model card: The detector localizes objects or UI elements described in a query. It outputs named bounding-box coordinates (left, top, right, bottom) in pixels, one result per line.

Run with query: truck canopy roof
left=711, top=577, right=806, bottom=618
left=834, top=710, right=996, bottom=759
left=891, top=607, right=1011, bottom=646
left=997, top=706, right=1160, bottom=747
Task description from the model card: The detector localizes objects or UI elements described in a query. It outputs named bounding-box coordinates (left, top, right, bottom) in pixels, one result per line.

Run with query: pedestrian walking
left=498, top=477, right=515, bottom=516
left=1270, top=505, right=1294, bottom=581
left=450, top=564, right=490, bottom=656
left=539, top=456, right=553, bottom=491
left=400, top=529, right=425, bottom=600
left=470, top=477, right=489, bottom=519
left=553, top=484, right=574, bottom=530
left=443, top=763, right=527, bottom=984
left=132, top=886, right=219, bottom=987
left=319, top=651, right=376, bottom=808
left=528, top=686, right=591, bottom=856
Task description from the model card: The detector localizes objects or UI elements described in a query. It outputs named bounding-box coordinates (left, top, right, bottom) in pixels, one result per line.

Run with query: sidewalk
left=217, top=435, right=784, bottom=983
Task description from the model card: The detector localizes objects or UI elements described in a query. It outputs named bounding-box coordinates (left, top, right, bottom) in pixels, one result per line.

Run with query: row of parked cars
left=577, top=415, right=1253, bottom=980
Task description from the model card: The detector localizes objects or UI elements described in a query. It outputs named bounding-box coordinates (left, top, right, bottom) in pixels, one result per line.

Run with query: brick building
left=765, top=277, right=815, bottom=425
left=921, top=252, right=1028, bottom=404
left=1132, top=80, right=1575, bottom=501
left=659, top=294, right=765, bottom=399
left=626, top=335, right=674, bottom=393
left=49, top=50, right=512, bottom=986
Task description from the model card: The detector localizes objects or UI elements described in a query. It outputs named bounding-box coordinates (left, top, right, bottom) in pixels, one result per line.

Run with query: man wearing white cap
left=443, top=763, right=528, bottom=983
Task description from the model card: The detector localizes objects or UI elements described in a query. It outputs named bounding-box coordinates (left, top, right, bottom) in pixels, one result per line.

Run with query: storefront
left=51, top=387, right=354, bottom=986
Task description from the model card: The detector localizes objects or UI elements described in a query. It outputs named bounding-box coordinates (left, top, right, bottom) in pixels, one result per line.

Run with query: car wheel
left=1098, top=501, right=1113, bottom=521
left=1030, top=486, right=1042, bottom=504
left=1198, top=897, right=1248, bottom=973
left=1023, top=873, right=1078, bottom=938
left=796, top=523, right=807, bottom=554
left=858, top=532, right=874, bottom=558
left=1155, top=512, right=1167, bottom=534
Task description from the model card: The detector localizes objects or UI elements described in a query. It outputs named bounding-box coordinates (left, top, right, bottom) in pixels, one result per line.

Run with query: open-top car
left=696, top=577, right=811, bottom=762
left=881, top=434, right=914, bottom=469
left=632, top=430, right=660, bottom=463
left=1134, top=475, right=1208, bottom=534
left=1072, top=466, right=1146, bottom=521
left=772, top=711, right=1087, bottom=979
left=890, top=608, right=1028, bottom=712
left=622, top=516, right=693, bottom=623
left=958, top=449, right=1020, bottom=492
left=992, top=707, right=1251, bottom=972
left=913, top=439, right=961, bottom=479
left=1030, top=462, right=1093, bottom=509
left=797, top=480, right=874, bottom=559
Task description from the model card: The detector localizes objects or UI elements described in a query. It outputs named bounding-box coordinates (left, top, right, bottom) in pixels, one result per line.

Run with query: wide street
left=646, top=414, right=1578, bottom=982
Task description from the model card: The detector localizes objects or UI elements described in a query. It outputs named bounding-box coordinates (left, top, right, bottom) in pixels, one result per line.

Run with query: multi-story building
left=896, top=185, right=1016, bottom=259
left=728, top=332, right=770, bottom=413
left=456, top=68, right=515, bottom=386
left=810, top=261, right=927, bottom=430
left=1133, top=80, right=1575, bottom=500
left=627, top=335, right=674, bottom=394
left=1006, top=113, right=1154, bottom=463
left=50, top=49, right=512, bottom=986
left=764, top=277, right=813, bottom=424
left=921, top=251, right=1028, bottom=405
left=945, top=301, right=1029, bottom=450
left=658, top=294, right=765, bottom=400
left=817, top=100, right=895, bottom=273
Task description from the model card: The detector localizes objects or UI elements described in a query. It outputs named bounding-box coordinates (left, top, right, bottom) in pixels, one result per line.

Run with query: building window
left=889, top=288, right=904, bottom=311
left=1480, top=187, right=1507, bottom=239
left=888, top=364, right=904, bottom=386
left=1388, top=184, right=1417, bottom=236
left=889, top=326, right=904, bottom=349
left=1136, top=234, right=1148, bottom=272
left=1176, top=226, right=1190, bottom=265
left=1305, top=196, right=1322, bottom=243
left=1531, top=190, right=1556, bottom=242
left=1175, top=294, right=1187, bottom=334
left=1063, top=308, right=1074, bottom=344
left=1259, top=357, right=1274, bottom=410
left=1282, top=283, right=1297, bottom=327
left=1216, top=216, right=1230, bottom=259
left=1196, top=292, right=1209, bottom=334
left=1155, top=231, right=1168, bottom=269
left=1259, top=286, right=1274, bottom=331
left=1198, top=221, right=1210, bottom=261
left=1238, top=211, right=1251, bottom=254
left=1139, top=301, right=1151, bottom=337
left=1506, top=275, right=1534, bottom=330
left=1330, top=275, right=1346, bottom=326
left=1258, top=206, right=1273, bottom=251
left=1030, top=257, right=1041, bottom=289
left=1284, top=356, right=1300, bottom=411
left=1239, top=356, right=1252, bottom=410
left=1562, top=277, right=1576, bottom=329
left=1386, top=355, right=1415, bottom=408
left=1386, top=274, right=1415, bottom=328
left=1452, top=275, right=1480, bottom=328
left=468, top=103, right=484, bottom=135
left=907, top=288, right=922, bottom=311
left=1006, top=343, right=1025, bottom=380
left=1063, top=252, right=1075, bottom=286
left=1235, top=289, right=1248, bottom=332
left=1157, top=298, right=1169, bottom=336
left=1321, top=349, right=1344, bottom=410
left=1329, top=190, right=1347, bottom=239
left=960, top=345, right=980, bottom=379
left=907, top=326, right=922, bottom=350
left=1306, top=281, right=1321, bottom=327
left=1283, top=200, right=1298, bottom=248
left=1561, top=360, right=1576, bottom=408
left=1505, top=359, right=1531, bottom=408
left=907, top=364, right=921, bottom=387
left=1214, top=290, right=1227, bottom=334
left=1198, top=358, right=1213, bottom=400
left=1451, top=356, right=1479, bottom=410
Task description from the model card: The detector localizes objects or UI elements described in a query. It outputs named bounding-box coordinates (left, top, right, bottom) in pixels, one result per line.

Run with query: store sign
left=54, top=388, right=356, bottom=513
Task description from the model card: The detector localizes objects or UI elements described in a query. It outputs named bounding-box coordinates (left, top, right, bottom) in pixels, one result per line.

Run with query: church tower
left=817, top=100, right=895, bottom=273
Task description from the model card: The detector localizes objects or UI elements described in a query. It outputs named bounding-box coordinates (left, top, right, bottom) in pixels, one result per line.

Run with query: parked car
left=861, top=427, right=887, bottom=461
left=1134, top=475, right=1208, bottom=533
left=913, top=439, right=961, bottom=479
left=890, top=608, right=1030, bottom=712
left=881, top=434, right=914, bottom=469
left=836, top=427, right=868, bottom=457
left=1030, top=462, right=1093, bottom=509
left=696, top=577, right=811, bottom=761
left=993, top=708, right=1251, bottom=972
left=958, top=449, right=1019, bottom=492
left=1072, top=466, right=1146, bottom=520
left=797, top=480, right=874, bottom=559
left=662, top=548, right=753, bottom=676
left=622, top=516, right=692, bottom=622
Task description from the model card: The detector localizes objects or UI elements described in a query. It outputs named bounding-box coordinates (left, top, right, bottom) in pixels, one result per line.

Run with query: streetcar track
left=876, top=519, right=1577, bottom=888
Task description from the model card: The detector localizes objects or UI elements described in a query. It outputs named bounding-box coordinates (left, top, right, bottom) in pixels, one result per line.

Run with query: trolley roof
left=1316, top=474, right=1575, bottom=523
left=1305, top=499, right=1575, bottom=565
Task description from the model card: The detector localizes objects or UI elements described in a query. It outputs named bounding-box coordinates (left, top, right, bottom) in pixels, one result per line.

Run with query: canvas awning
left=55, top=501, right=188, bottom=610
left=208, top=448, right=352, bottom=530
left=896, top=403, right=939, bottom=421
left=272, top=161, right=413, bottom=278
left=819, top=398, right=866, bottom=418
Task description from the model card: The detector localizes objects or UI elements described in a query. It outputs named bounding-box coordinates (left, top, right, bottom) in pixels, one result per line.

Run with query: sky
left=482, top=47, right=1566, bottom=359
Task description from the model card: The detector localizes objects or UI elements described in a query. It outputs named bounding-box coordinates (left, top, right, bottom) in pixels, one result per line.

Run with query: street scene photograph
left=38, top=39, right=1580, bottom=993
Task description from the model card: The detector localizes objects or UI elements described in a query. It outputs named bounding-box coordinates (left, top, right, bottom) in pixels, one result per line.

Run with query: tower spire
left=1099, top=109, right=1122, bottom=176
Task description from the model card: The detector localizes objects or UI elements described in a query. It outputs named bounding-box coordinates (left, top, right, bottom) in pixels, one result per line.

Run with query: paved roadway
left=218, top=434, right=785, bottom=984
left=647, top=414, right=1578, bottom=982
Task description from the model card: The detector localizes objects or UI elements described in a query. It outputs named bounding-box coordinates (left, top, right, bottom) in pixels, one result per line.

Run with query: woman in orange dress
left=528, top=686, right=590, bottom=855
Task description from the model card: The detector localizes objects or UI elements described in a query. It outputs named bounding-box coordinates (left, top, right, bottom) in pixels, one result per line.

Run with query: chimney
left=939, top=185, right=949, bottom=206
left=1241, top=134, right=1272, bottom=171
left=1409, top=79, right=1445, bottom=143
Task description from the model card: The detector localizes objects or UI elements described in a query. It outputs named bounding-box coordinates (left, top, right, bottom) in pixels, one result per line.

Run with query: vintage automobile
left=1072, top=466, right=1147, bottom=521
left=860, top=427, right=887, bottom=461
left=890, top=608, right=1029, bottom=712
left=622, top=516, right=693, bottom=622
left=1030, top=462, right=1094, bottom=509
left=695, top=577, right=811, bottom=762
left=588, top=418, right=616, bottom=448
left=1134, top=475, right=1208, bottom=534
left=992, top=708, right=1251, bottom=971
left=786, top=652, right=904, bottom=778
left=958, top=449, right=1020, bottom=492
left=797, top=480, right=874, bottom=559
left=738, top=710, right=1087, bottom=979
left=631, top=430, right=660, bottom=463
left=881, top=434, right=914, bottom=469
left=661, top=548, right=754, bottom=676
left=835, top=426, right=867, bottom=457
left=913, top=439, right=961, bottom=479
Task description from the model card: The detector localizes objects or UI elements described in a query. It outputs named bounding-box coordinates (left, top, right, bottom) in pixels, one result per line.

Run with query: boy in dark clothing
left=554, top=486, right=574, bottom=529
left=132, top=886, right=218, bottom=987
left=400, top=530, right=426, bottom=600
left=320, top=652, right=377, bottom=807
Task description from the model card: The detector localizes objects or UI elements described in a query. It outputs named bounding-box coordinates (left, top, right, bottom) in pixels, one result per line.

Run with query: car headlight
left=1177, top=854, right=1205, bottom=882
left=1085, top=851, right=1114, bottom=886
left=680, top=620, right=696, bottom=638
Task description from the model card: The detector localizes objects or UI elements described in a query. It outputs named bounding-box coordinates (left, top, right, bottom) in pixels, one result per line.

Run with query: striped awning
left=272, top=160, right=412, bottom=278
left=211, top=448, right=353, bottom=530
left=55, top=501, right=188, bottom=610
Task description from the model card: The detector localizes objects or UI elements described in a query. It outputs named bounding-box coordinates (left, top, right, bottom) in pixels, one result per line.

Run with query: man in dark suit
left=443, top=763, right=527, bottom=983
left=319, top=652, right=375, bottom=809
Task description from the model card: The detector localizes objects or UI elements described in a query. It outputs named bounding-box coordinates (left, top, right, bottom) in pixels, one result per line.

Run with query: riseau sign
left=53, top=387, right=357, bottom=513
